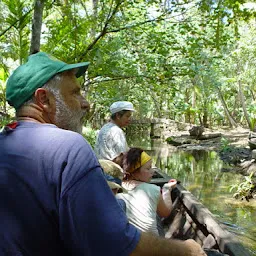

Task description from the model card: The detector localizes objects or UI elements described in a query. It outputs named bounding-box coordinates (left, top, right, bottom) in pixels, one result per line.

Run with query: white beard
left=54, top=94, right=85, bottom=134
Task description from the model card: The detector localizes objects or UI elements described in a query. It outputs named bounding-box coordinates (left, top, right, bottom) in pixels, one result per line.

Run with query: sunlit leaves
left=1, top=0, right=32, bottom=64
left=2, top=0, right=256, bottom=126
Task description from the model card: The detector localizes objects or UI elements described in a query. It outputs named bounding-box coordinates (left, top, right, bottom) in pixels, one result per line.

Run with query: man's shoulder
left=35, top=123, right=85, bottom=140
left=24, top=123, right=90, bottom=149
left=49, top=126, right=83, bottom=139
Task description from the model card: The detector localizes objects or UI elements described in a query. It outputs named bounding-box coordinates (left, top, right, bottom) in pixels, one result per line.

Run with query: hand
left=182, top=239, right=207, bottom=256
left=162, top=179, right=177, bottom=191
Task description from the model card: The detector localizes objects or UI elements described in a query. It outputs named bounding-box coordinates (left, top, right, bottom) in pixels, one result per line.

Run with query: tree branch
left=79, top=0, right=90, bottom=19
left=0, top=9, right=33, bottom=38
left=84, top=73, right=176, bottom=87
left=30, top=0, right=45, bottom=54
left=78, top=4, right=191, bottom=60
left=78, top=0, right=125, bottom=61
left=106, top=15, right=184, bottom=34
left=88, top=75, right=150, bottom=84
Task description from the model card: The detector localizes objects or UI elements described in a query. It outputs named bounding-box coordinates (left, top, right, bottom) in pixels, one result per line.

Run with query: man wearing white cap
left=94, top=101, right=135, bottom=164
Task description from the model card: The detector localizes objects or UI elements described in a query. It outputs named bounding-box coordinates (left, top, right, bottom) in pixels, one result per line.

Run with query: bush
left=82, top=126, right=97, bottom=147
left=230, top=172, right=255, bottom=201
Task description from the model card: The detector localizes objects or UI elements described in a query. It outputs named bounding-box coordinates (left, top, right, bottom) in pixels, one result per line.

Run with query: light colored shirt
left=94, top=122, right=128, bottom=160
left=116, top=182, right=161, bottom=236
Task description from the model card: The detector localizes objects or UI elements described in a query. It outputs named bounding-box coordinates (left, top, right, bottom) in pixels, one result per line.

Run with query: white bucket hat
left=110, top=101, right=135, bottom=114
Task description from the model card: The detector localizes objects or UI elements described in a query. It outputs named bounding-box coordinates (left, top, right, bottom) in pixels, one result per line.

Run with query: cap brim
left=111, top=108, right=135, bottom=114
left=58, top=62, right=90, bottom=78
left=124, top=108, right=135, bottom=112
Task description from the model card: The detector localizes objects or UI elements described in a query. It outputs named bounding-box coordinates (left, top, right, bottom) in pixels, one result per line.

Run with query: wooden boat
left=150, top=167, right=251, bottom=256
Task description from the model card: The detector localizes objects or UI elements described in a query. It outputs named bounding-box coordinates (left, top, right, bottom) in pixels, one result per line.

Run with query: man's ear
left=34, top=88, right=54, bottom=113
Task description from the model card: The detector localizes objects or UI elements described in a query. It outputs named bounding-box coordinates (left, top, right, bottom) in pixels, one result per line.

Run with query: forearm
left=162, top=180, right=177, bottom=211
left=162, top=189, right=173, bottom=211
left=130, top=232, right=206, bottom=256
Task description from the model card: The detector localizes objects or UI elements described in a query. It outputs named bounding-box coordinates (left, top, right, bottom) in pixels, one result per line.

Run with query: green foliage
left=0, top=67, right=14, bottom=125
left=220, top=137, right=231, bottom=152
left=250, top=117, right=256, bottom=131
left=230, top=172, right=255, bottom=200
left=1, top=0, right=32, bottom=64
left=82, top=126, right=97, bottom=148
left=2, top=0, right=256, bottom=127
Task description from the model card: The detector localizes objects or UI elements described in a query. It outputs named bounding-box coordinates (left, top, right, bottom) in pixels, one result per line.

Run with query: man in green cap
left=0, top=52, right=206, bottom=256
left=6, top=52, right=90, bottom=134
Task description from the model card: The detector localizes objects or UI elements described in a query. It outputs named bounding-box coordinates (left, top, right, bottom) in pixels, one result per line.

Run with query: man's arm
left=131, top=232, right=206, bottom=256
left=59, top=166, right=141, bottom=255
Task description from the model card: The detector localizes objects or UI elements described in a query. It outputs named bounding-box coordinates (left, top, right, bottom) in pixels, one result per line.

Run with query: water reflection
left=128, top=135, right=256, bottom=255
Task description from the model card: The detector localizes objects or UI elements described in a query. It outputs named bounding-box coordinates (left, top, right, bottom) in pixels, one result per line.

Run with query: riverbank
left=165, top=126, right=256, bottom=201
left=165, top=126, right=252, bottom=168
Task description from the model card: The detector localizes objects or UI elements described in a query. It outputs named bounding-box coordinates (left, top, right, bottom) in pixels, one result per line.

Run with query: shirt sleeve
left=110, top=127, right=128, bottom=157
left=94, top=125, right=128, bottom=160
left=59, top=167, right=140, bottom=256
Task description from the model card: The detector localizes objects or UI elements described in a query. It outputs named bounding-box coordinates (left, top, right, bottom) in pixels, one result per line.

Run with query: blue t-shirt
left=0, top=121, right=140, bottom=255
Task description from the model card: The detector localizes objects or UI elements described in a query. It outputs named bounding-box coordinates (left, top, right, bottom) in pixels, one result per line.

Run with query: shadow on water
left=128, top=135, right=256, bottom=255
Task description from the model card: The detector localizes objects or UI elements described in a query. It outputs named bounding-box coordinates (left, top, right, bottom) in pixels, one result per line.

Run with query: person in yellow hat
left=116, top=147, right=177, bottom=236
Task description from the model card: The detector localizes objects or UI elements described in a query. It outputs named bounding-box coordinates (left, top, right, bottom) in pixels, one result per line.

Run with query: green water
left=128, top=136, right=256, bottom=255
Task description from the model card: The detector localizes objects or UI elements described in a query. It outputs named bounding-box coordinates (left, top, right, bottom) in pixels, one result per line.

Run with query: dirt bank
left=165, top=126, right=255, bottom=176
left=165, top=126, right=256, bottom=201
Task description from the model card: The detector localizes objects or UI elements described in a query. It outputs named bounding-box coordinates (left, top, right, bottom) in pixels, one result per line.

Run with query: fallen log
left=192, top=133, right=222, bottom=140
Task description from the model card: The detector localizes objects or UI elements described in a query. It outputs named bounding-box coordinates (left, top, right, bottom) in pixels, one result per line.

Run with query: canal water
left=128, top=135, right=256, bottom=255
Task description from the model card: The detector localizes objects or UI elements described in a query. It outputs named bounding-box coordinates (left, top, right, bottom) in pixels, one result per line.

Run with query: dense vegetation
left=1, top=0, right=256, bottom=129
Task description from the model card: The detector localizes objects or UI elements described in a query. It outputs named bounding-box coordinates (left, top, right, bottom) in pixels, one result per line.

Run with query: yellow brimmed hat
left=106, top=181, right=127, bottom=193
left=128, top=151, right=151, bottom=173
left=99, top=159, right=127, bottom=193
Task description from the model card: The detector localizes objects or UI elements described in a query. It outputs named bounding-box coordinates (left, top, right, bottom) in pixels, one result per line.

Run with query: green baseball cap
left=6, top=52, right=90, bottom=109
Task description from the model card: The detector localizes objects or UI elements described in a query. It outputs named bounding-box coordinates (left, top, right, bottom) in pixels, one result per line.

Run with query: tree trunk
left=30, top=0, right=45, bottom=54
left=191, top=88, right=196, bottom=124
left=190, top=76, right=199, bottom=124
left=249, top=88, right=255, bottom=101
left=184, top=89, right=190, bottom=123
left=203, top=107, right=208, bottom=127
left=149, top=87, right=161, bottom=118
left=203, top=98, right=210, bottom=127
left=216, top=86, right=238, bottom=128
left=238, top=79, right=251, bottom=129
